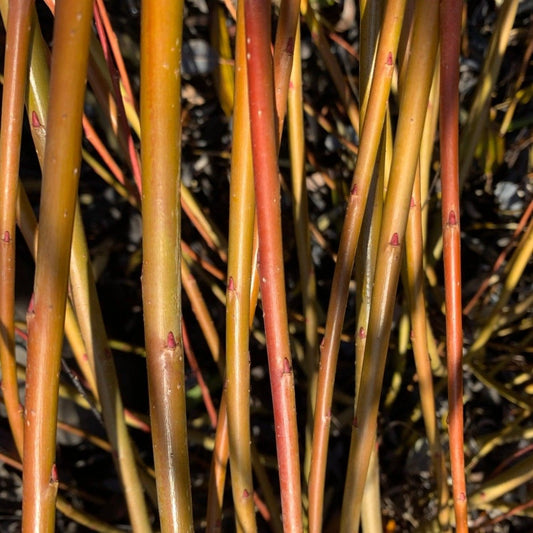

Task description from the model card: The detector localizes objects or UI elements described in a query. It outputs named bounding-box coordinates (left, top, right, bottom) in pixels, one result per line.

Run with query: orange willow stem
left=440, top=1, right=468, bottom=531
left=308, top=2, right=405, bottom=530
left=21, top=2, right=94, bottom=531
left=140, top=0, right=193, bottom=530
left=0, top=0, right=33, bottom=458
left=244, top=1, right=303, bottom=531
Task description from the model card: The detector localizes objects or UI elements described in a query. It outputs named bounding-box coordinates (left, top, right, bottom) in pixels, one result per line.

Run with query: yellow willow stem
left=22, top=2, right=94, bottom=531
left=225, top=0, right=257, bottom=530
left=0, top=0, right=33, bottom=458
left=340, top=1, right=439, bottom=529
left=140, top=0, right=193, bottom=530
left=307, top=2, right=406, bottom=530
left=404, top=168, right=450, bottom=530
left=357, top=3, right=385, bottom=531
left=288, top=19, right=318, bottom=505
left=69, top=204, right=152, bottom=532
left=210, top=0, right=234, bottom=117
left=205, top=392, right=229, bottom=531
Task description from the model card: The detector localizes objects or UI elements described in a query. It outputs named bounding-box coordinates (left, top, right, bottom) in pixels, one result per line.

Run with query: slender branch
left=440, top=1, right=468, bottom=531
left=22, top=2, right=94, bottom=530
left=140, top=0, right=193, bottom=530
left=245, top=1, right=303, bottom=530
left=0, top=0, right=33, bottom=458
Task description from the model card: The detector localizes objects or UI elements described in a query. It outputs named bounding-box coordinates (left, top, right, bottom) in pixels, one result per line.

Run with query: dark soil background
left=1, top=0, right=533, bottom=531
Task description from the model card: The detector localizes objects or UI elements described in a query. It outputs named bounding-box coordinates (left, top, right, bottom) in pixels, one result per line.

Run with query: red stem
left=244, top=1, right=303, bottom=531
left=440, top=1, right=468, bottom=531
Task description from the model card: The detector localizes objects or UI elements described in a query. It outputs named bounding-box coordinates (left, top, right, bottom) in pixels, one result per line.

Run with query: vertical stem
left=225, top=0, right=257, bottom=530
left=140, top=0, right=193, bottom=530
left=287, top=18, right=318, bottom=503
left=0, top=0, right=33, bottom=458
left=440, top=1, right=468, bottom=531
left=245, top=2, right=303, bottom=531
left=22, top=2, right=94, bottom=531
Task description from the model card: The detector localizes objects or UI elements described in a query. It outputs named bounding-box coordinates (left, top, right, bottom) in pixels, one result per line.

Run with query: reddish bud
left=31, top=111, right=42, bottom=128
left=28, top=294, right=35, bottom=314
left=282, top=357, right=292, bottom=374
left=2, top=231, right=10, bottom=243
left=458, top=492, right=466, bottom=502
left=167, top=331, right=177, bottom=349
left=50, top=464, right=58, bottom=484
left=228, top=276, right=235, bottom=291
left=350, top=184, right=358, bottom=196
left=242, top=488, right=250, bottom=499
left=390, top=233, right=399, bottom=246
left=386, top=52, right=393, bottom=65
left=410, top=197, right=416, bottom=208
left=358, top=327, right=366, bottom=339
left=352, top=416, right=358, bottom=428
left=448, top=210, right=457, bottom=225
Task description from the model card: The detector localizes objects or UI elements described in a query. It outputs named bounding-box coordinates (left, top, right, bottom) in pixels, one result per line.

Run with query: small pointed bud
left=242, top=488, right=250, bottom=499
left=448, top=210, right=457, bottom=225
left=350, top=184, right=358, bottom=196
left=282, top=357, right=292, bottom=374
left=390, top=233, right=399, bottom=246
left=2, top=231, right=10, bottom=243
left=358, top=327, right=366, bottom=339
left=228, top=276, right=235, bottom=291
left=386, top=52, right=393, bottom=65
left=167, top=331, right=177, bottom=349
left=31, top=111, right=42, bottom=128
left=28, top=294, right=35, bottom=314
left=50, top=464, right=58, bottom=484
left=410, top=197, right=416, bottom=208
